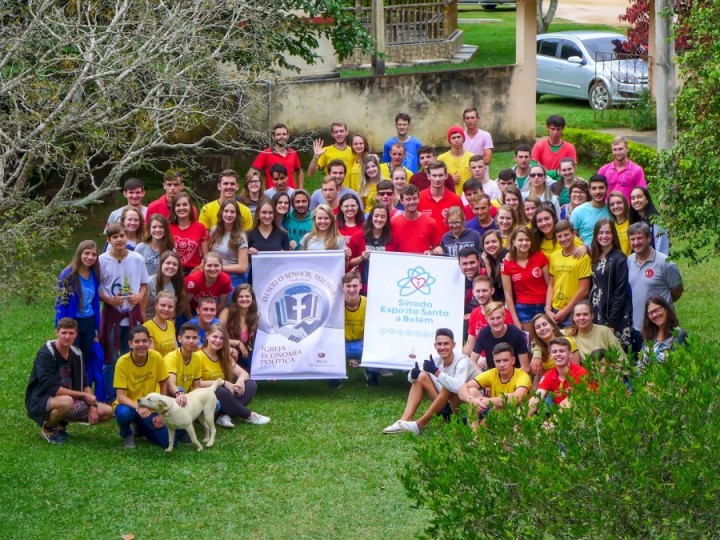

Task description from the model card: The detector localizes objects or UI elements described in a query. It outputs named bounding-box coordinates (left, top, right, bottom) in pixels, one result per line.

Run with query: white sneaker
left=382, top=420, right=404, bottom=434
left=398, top=420, right=420, bottom=435
left=215, top=414, right=235, bottom=428
left=380, top=369, right=394, bottom=377
left=243, top=412, right=270, bottom=425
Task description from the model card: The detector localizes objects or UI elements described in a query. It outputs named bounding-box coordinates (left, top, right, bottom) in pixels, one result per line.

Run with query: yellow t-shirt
left=347, top=159, right=362, bottom=192
left=379, top=163, right=412, bottom=183
left=614, top=219, right=631, bottom=256
left=163, top=348, right=203, bottom=393
left=474, top=368, right=532, bottom=398
left=345, top=296, right=366, bottom=342
left=540, top=235, right=584, bottom=258
left=438, top=150, right=473, bottom=195
left=200, top=349, right=225, bottom=381
left=549, top=251, right=592, bottom=310
left=144, top=319, right=177, bottom=359
left=113, top=350, right=169, bottom=408
left=531, top=335, right=578, bottom=372
left=199, top=200, right=253, bottom=232
left=317, top=145, right=354, bottom=175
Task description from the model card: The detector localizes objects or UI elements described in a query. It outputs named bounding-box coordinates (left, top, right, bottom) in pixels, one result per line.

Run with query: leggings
left=215, top=379, right=257, bottom=420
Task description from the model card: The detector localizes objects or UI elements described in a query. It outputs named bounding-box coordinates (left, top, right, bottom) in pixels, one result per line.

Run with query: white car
left=536, top=31, right=649, bottom=110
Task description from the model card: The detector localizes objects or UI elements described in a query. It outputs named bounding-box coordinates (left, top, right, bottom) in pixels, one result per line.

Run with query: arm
left=518, top=352, right=530, bottom=374
left=527, top=388, right=549, bottom=417
left=554, top=278, right=590, bottom=323
left=458, top=379, right=481, bottom=402
left=501, top=272, right=521, bottom=328
left=545, top=275, right=555, bottom=313
left=436, top=357, right=474, bottom=394
left=671, top=286, right=684, bottom=302
left=307, top=139, right=324, bottom=177
left=463, top=334, right=476, bottom=356
left=488, top=386, right=529, bottom=410
left=483, top=148, right=493, bottom=166
left=222, top=247, right=249, bottom=275
left=606, top=255, right=629, bottom=329
left=166, top=373, right=187, bottom=407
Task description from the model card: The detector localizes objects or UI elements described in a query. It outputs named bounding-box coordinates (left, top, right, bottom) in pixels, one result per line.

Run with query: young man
left=383, top=328, right=477, bottom=435
left=25, top=318, right=114, bottom=444
left=471, top=302, right=530, bottom=370
left=627, top=222, right=683, bottom=354
left=382, top=113, right=423, bottom=173
left=462, top=107, right=494, bottom=170
left=319, top=176, right=341, bottom=213
left=410, top=146, right=455, bottom=192
left=553, top=158, right=585, bottom=207
left=528, top=338, right=589, bottom=417
left=532, top=115, right=577, bottom=180
left=374, top=180, right=401, bottom=218
left=465, top=193, right=498, bottom=236
left=380, top=143, right=413, bottom=180
left=309, top=160, right=361, bottom=210
left=438, top=125, right=473, bottom=195
left=103, top=178, right=147, bottom=233
left=569, top=174, right=611, bottom=246
left=463, top=276, right=513, bottom=355
left=187, top=297, right=221, bottom=346
left=391, top=184, right=441, bottom=254
left=468, top=155, right=500, bottom=201
left=342, top=271, right=382, bottom=386
left=547, top=220, right=592, bottom=326
left=146, top=171, right=198, bottom=220
left=308, top=122, right=353, bottom=177
left=457, top=247, right=482, bottom=315
left=163, top=322, right=203, bottom=395
left=199, top=169, right=253, bottom=231
left=285, top=189, right=313, bottom=250
left=598, top=136, right=647, bottom=203
left=512, top=144, right=534, bottom=189
left=264, top=164, right=296, bottom=199
left=418, top=160, right=463, bottom=235
left=494, top=169, right=517, bottom=209
left=99, top=224, right=149, bottom=403
left=252, top=122, right=304, bottom=189
left=459, top=343, right=531, bottom=421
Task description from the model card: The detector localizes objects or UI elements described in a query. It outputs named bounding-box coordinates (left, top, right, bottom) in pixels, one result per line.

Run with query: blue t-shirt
left=78, top=274, right=96, bottom=317
left=382, top=136, right=423, bottom=173
left=569, top=202, right=610, bottom=246
left=187, top=317, right=221, bottom=347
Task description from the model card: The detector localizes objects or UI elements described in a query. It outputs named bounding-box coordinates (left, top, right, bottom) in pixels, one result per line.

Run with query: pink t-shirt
left=598, top=159, right=647, bottom=203
left=463, top=129, right=494, bottom=156
left=501, top=250, right=549, bottom=304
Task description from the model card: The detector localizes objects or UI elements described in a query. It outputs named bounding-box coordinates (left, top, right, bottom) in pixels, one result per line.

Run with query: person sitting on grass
left=459, top=343, right=532, bottom=426
left=383, top=328, right=477, bottom=435
left=25, top=318, right=114, bottom=444
left=527, top=337, right=589, bottom=417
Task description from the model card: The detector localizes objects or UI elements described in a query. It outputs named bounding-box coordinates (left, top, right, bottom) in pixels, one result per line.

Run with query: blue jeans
left=346, top=339, right=364, bottom=361
left=115, top=404, right=169, bottom=448
left=103, top=325, right=130, bottom=403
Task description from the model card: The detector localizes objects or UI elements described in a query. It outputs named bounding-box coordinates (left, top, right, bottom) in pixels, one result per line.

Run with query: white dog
left=138, top=379, right=223, bottom=452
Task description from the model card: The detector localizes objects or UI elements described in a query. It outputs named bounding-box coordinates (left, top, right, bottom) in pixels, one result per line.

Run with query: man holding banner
left=383, top=328, right=477, bottom=435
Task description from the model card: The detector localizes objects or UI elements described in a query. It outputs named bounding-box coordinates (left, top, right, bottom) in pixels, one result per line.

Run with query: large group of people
left=26, top=111, right=688, bottom=446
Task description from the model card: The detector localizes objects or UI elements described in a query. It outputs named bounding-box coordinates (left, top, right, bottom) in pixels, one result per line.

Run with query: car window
left=560, top=40, right=583, bottom=61
left=581, top=36, right=626, bottom=61
left=537, top=39, right=559, bottom=58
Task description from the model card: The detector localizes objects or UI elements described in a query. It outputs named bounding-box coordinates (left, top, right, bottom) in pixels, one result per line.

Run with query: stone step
left=451, top=44, right=478, bottom=63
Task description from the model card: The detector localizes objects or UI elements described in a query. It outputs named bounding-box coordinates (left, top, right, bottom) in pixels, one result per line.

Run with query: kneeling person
left=383, top=328, right=477, bottom=434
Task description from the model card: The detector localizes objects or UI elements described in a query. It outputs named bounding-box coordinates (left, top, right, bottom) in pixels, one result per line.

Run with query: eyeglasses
left=647, top=307, right=664, bottom=317
left=529, top=172, right=545, bottom=178
left=248, top=180, right=261, bottom=184
left=447, top=222, right=463, bottom=227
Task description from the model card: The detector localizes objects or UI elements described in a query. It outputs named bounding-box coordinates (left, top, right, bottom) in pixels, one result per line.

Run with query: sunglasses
left=529, top=172, right=545, bottom=178
left=377, top=191, right=394, bottom=196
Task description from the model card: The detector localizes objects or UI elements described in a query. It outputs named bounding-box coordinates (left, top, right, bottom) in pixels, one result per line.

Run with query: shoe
left=328, top=379, right=342, bottom=389
left=365, top=371, right=379, bottom=387
left=243, top=412, right=270, bottom=425
left=123, top=435, right=136, bottom=449
left=380, top=369, right=394, bottom=377
left=40, top=425, right=65, bottom=444
left=56, top=429, right=70, bottom=441
left=398, top=420, right=420, bottom=435
left=382, top=420, right=404, bottom=434
left=216, top=414, right=235, bottom=428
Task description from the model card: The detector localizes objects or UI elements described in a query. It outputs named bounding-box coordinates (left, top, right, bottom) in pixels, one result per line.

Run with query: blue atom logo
left=397, top=266, right=436, bottom=297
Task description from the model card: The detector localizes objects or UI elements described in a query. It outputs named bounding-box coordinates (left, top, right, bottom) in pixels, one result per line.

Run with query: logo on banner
left=397, top=266, right=436, bottom=297
left=269, top=284, right=329, bottom=343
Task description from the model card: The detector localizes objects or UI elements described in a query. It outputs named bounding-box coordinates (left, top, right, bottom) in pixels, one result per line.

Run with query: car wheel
left=481, top=4, right=497, bottom=9
left=589, top=81, right=610, bottom=110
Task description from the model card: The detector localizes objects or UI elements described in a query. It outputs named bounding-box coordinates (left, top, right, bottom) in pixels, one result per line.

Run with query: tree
left=536, top=0, right=558, bottom=34
left=0, top=0, right=372, bottom=299
left=619, top=0, right=693, bottom=54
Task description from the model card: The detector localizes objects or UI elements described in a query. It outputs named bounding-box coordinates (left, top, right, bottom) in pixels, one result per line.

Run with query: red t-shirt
left=147, top=195, right=198, bottom=220
left=251, top=148, right=302, bottom=188
left=501, top=250, right=549, bottom=304
left=410, top=171, right=455, bottom=192
left=391, top=213, right=441, bottom=253
left=467, top=306, right=513, bottom=338
left=418, top=188, right=464, bottom=235
left=464, top=203, right=498, bottom=220
left=337, top=223, right=363, bottom=248
left=531, top=139, right=578, bottom=174
left=169, top=222, right=209, bottom=270
left=538, top=363, right=588, bottom=404
left=185, top=270, right=233, bottom=312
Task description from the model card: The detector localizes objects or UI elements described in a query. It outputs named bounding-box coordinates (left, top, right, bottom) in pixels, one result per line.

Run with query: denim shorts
left=515, top=303, right=545, bottom=323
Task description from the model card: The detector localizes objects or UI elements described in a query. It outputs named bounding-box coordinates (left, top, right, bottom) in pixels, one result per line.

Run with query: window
left=538, top=39, right=559, bottom=57
left=560, top=40, right=583, bottom=61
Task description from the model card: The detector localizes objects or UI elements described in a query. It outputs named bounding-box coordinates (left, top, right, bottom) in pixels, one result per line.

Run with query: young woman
left=301, top=204, right=347, bottom=253
left=270, top=191, right=291, bottom=229
left=590, top=219, right=632, bottom=350
left=532, top=204, right=588, bottom=258
left=529, top=313, right=580, bottom=379
left=199, top=323, right=270, bottom=428
left=336, top=193, right=365, bottom=247
left=208, top=199, right=249, bottom=289
left=501, top=186, right=523, bottom=225
left=496, top=204, right=517, bottom=246
left=55, top=240, right=101, bottom=361
left=143, top=291, right=178, bottom=358
left=640, top=296, right=688, bottom=367
left=438, top=206, right=482, bottom=257
left=184, top=251, right=233, bottom=315
left=135, top=214, right=174, bottom=276
left=119, top=206, right=144, bottom=250
left=237, top=169, right=265, bottom=218
left=522, top=195, right=542, bottom=227
left=359, top=154, right=383, bottom=209
left=347, top=204, right=396, bottom=292
left=391, top=167, right=408, bottom=204
left=143, top=250, right=188, bottom=321
left=219, top=284, right=259, bottom=372
left=168, top=192, right=208, bottom=275
left=630, top=187, right=669, bottom=254
left=522, top=165, right=560, bottom=215
left=347, top=133, right=370, bottom=192
left=608, top=191, right=631, bottom=255
left=566, top=300, right=624, bottom=367
left=247, top=200, right=291, bottom=254
left=559, top=180, right=590, bottom=220
left=501, top=227, right=550, bottom=332
left=480, top=229, right=507, bottom=302
left=285, top=190, right=313, bottom=250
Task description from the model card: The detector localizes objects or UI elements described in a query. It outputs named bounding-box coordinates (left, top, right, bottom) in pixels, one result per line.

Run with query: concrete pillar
left=371, top=0, right=386, bottom=76
left=655, top=0, right=675, bottom=150
left=513, top=0, right=537, bottom=141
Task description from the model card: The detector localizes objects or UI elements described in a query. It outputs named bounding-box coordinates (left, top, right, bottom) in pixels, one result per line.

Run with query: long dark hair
left=590, top=218, right=622, bottom=264
left=203, top=323, right=234, bottom=381
left=143, top=214, right=175, bottom=252
left=63, top=240, right=100, bottom=307
left=629, top=187, right=660, bottom=223
left=363, top=204, right=392, bottom=245
left=529, top=312, right=565, bottom=362
left=156, top=251, right=186, bottom=313
left=226, top=284, right=260, bottom=347
left=168, top=192, right=196, bottom=225
left=336, top=193, right=365, bottom=229
left=209, top=199, right=246, bottom=252
left=530, top=204, right=558, bottom=249
left=642, top=296, right=680, bottom=341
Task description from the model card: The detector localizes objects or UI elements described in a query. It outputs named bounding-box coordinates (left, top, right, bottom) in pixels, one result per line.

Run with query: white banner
left=251, top=251, right=346, bottom=380
left=361, top=252, right=464, bottom=370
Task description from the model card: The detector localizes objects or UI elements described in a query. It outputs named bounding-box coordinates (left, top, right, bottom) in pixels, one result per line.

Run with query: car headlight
left=613, top=72, right=639, bottom=84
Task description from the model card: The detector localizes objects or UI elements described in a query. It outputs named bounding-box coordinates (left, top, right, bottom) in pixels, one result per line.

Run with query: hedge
left=563, top=127, right=658, bottom=176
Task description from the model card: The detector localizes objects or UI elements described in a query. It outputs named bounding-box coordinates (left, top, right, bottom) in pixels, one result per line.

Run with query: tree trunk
left=537, top=0, right=559, bottom=34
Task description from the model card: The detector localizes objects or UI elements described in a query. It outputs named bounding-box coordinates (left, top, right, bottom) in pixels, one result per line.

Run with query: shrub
left=628, top=90, right=657, bottom=132
left=403, top=342, right=720, bottom=538
left=563, top=128, right=658, bottom=176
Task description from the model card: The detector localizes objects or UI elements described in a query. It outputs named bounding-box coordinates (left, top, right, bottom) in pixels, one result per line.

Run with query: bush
left=628, top=90, right=657, bottom=132
left=402, top=342, right=720, bottom=538
left=563, top=128, right=658, bottom=176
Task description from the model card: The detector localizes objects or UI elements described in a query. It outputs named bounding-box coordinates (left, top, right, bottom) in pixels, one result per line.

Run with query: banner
left=251, top=251, right=346, bottom=380
left=361, top=252, right=464, bottom=370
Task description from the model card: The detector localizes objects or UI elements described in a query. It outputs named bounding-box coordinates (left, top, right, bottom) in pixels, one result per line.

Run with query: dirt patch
left=553, top=0, right=630, bottom=26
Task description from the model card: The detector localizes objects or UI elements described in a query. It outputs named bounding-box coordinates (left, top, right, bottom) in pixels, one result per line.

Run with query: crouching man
left=383, top=328, right=477, bottom=435
left=25, top=318, right=113, bottom=444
